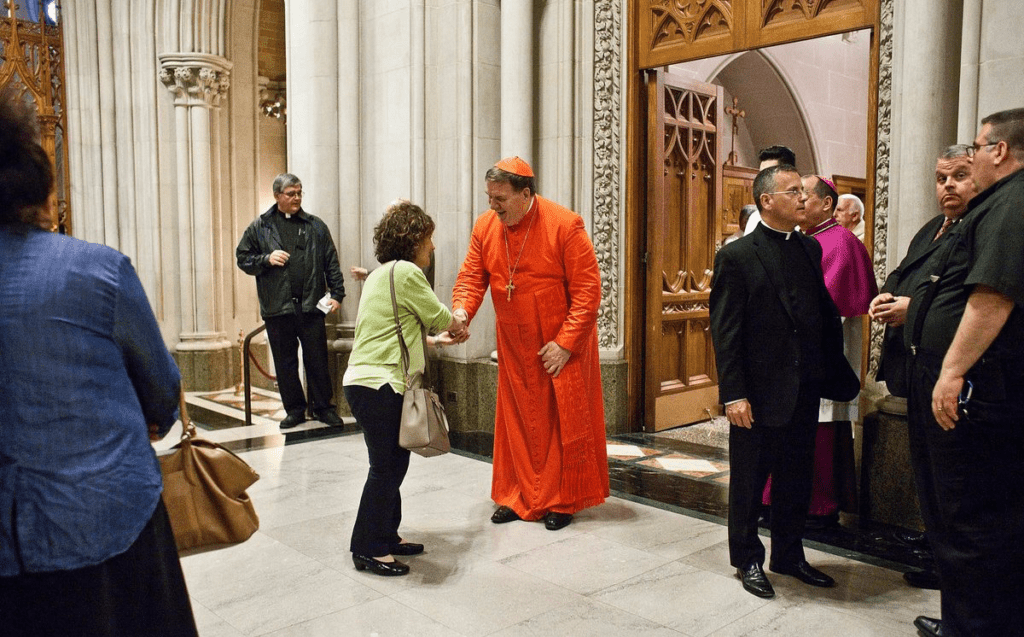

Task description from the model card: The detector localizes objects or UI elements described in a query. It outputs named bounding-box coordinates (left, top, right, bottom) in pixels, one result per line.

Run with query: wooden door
left=644, top=71, right=724, bottom=431
left=721, top=164, right=758, bottom=246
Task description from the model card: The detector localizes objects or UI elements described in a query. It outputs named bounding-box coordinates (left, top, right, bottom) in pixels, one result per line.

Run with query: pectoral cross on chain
left=506, top=279, right=516, bottom=301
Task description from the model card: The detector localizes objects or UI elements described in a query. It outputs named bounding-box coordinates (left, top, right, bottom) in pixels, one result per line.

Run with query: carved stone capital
left=158, top=53, right=233, bottom=107
left=257, top=75, right=287, bottom=120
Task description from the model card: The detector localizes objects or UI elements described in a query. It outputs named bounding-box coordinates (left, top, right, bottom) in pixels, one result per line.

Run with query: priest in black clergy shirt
left=709, top=164, right=858, bottom=599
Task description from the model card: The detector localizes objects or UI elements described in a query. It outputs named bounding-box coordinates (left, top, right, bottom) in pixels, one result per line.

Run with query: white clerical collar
left=760, top=219, right=795, bottom=240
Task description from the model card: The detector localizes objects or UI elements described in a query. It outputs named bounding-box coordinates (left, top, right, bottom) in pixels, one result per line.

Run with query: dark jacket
left=236, top=205, right=346, bottom=318
left=876, top=213, right=948, bottom=397
left=710, top=224, right=858, bottom=427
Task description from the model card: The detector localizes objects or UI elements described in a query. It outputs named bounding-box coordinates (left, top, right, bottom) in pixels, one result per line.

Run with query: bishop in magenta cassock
left=451, top=157, right=608, bottom=531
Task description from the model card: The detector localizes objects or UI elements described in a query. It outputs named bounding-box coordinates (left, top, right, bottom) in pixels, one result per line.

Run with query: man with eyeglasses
left=237, top=173, right=346, bottom=429
left=899, top=109, right=1024, bottom=637
left=710, top=164, right=858, bottom=599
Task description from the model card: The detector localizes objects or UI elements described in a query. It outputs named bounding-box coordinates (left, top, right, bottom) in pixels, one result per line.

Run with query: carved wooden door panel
left=721, top=164, right=758, bottom=247
left=644, top=71, right=724, bottom=431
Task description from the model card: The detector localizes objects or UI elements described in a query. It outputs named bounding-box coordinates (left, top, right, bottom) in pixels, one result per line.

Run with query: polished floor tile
left=169, top=395, right=939, bottom=635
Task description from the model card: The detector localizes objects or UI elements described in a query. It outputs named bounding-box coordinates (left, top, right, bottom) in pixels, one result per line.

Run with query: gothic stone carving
left=159, top=55, right=232, bottom=107
left=868, top=0, right=893, bottom=380
left=594, top=0, right=622, bottom=349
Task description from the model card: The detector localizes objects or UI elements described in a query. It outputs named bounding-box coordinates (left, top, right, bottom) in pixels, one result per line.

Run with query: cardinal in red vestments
left=450, top=156, right=608, bottom=530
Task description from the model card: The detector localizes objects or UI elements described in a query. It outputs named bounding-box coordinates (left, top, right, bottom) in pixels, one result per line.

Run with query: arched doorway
left=625, top=2, right=883, bottom=432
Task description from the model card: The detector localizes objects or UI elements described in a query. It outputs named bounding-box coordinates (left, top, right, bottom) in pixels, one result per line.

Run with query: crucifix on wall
left=725, top=96, right=746, bottom=166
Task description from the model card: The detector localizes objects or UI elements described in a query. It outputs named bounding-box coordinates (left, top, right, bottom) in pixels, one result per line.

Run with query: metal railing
left=241, top=324, right=276, bottom=427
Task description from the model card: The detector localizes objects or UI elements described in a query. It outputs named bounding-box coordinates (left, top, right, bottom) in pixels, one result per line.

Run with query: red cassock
left=452, top=196, right=609, bottom=520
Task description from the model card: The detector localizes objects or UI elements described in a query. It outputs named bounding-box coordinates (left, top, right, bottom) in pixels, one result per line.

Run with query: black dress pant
left=728, top=385, right=819, bottom=570
left=0, top=499, right=198, bottom=637
left=908, top=357, right=1024, bottom=637
left=265, top=311, right=334, bottom=417
left=345, top=383, right=411, bottom=557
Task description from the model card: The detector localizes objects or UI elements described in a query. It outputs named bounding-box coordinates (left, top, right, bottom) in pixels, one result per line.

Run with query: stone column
left=887, top=0, right=962, bottom=270
left=500, top=1, right=533, bottom=159
left=159, top=53, right=234, bottom=389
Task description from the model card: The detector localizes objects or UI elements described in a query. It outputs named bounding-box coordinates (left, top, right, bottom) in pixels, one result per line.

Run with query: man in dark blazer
left=710, top=164, right=857, bottom=599
left=871, top=145, right=977, bottom=399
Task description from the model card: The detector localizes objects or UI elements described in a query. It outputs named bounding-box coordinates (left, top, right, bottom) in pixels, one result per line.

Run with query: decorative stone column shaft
left=159, top=53, right=234, bottom=386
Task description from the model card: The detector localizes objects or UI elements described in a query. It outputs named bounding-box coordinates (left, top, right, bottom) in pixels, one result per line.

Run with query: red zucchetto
left=494, top=156, right=534, bottom=177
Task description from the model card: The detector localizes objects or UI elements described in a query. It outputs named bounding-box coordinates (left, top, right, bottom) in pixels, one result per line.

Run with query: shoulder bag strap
left=389, top=261, right=433, bottom=388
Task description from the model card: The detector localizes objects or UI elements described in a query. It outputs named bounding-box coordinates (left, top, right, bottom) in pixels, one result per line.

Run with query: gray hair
left=837, top=193, right=864, bottom=215
left=940, top=144, right=971, bottom=160
left=272, top=173, right=302, bottom=194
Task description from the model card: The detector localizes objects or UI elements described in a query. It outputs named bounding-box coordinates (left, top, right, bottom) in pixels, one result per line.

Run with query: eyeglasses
left=765, top=189, right=805, bottom=197
left=279, top=190, right=303, bottom=199
left=965, top=142, right=998, bottom=157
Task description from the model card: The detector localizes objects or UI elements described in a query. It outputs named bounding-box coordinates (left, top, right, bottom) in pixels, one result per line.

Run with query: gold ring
left=937, top=407, right=944, bottom=412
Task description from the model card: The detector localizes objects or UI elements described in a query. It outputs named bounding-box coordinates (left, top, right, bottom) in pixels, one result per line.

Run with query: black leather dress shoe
left=736, top=562, right=775, bottom=598
left=352, top=554, right=410, bottom=576
left=895, top=530, right=929, bottom=547
left=280, top=413, right=306, bottom=429
left=314, top=409, right=344, bottom=426
left=769, top=560, right=835, bottom=588
left=491, top=506, right=521, bottom=524
left=903, top=568, right=941, bottom=590
left=544, top=512, right=573, bottom=531
left=914, top=615, right=946, bottom=637
left=390, top=542, right=424, bottom=556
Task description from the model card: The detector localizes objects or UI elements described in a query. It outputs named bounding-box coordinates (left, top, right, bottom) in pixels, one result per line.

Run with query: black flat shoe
left=544, top=512, right=573, bottom=531
left=914, top=615, right=946, bottom=637
left=280, top=413, right=306, bottom=429
left=491, top=506, right=521, bottom=524
left=390, top=542, right=424, bottom=556
left=352, top=554, right=409, bottom=576
left=903, top=569, right=941, bottom=590
left=737, top=562, right=775, bottom=598
left=769, top=560, right=835, bottom=588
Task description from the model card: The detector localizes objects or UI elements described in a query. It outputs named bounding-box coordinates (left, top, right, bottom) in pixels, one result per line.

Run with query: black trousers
left=345, top=383, right=411, bottom=557
left=728, top=385, right=819, bottom=569
left=908, top=358, right=1024, bottom=637
left=265, top=311, right=334, bottom=417
left=0, top=498, right=198, bottom=637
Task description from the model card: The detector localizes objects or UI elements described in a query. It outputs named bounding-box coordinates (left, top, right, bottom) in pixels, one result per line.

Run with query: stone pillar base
left=435, top=357, right=629, bottom=437
left=859, top=409, right=924, bottom=530
left=174, top=344, right=236, bottom=391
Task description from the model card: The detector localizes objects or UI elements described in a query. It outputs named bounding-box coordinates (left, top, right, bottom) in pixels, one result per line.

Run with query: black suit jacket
left=710, top=224, right=858, bottom=427
left=876, top=214, right=949, bottom=397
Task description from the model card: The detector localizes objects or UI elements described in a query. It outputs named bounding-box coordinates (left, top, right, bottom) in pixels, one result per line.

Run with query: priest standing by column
left=450, top=157, right=609, bottom=531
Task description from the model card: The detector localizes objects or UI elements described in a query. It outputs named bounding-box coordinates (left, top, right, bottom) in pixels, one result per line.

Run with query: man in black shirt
left=237, top=173, right=346, bottom=429
left=905, top=108, right=1024, bottom=637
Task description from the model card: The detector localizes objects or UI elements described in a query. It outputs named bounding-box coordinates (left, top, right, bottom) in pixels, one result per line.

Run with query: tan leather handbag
left=388, top=262, right=451, bottom=458
left=159, top=393, right=260, bottom=552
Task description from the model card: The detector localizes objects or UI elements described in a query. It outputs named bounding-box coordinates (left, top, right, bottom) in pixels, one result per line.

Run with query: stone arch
left=706, top=49, right=820, bottom=174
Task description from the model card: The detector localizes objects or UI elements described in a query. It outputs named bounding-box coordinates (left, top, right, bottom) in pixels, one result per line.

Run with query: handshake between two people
left=435, top=308, right=471, bottom=347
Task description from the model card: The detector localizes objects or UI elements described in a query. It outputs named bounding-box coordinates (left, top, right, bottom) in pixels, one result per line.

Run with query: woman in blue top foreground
left=0, top=89, right=197, bottom=635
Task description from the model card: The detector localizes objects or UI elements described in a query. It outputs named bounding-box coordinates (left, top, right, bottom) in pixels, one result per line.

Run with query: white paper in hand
left=316, top=292, right=333, bottom=314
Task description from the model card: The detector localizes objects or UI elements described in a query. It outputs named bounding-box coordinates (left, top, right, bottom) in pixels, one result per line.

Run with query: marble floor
left=162, top=391, right=940, bottom=636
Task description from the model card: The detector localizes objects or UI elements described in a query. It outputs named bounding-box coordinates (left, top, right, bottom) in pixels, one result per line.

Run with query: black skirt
left=0, top=498, right=198, bottom=637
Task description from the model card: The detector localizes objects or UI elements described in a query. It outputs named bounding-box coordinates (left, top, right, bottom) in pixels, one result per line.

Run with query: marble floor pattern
left=173, top=431, right=940, bottom=636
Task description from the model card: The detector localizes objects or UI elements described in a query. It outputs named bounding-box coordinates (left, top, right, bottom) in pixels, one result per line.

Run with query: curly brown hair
left=373, top=199, right=435, bottom=264
left=0, top=88, right=54, bottom=225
